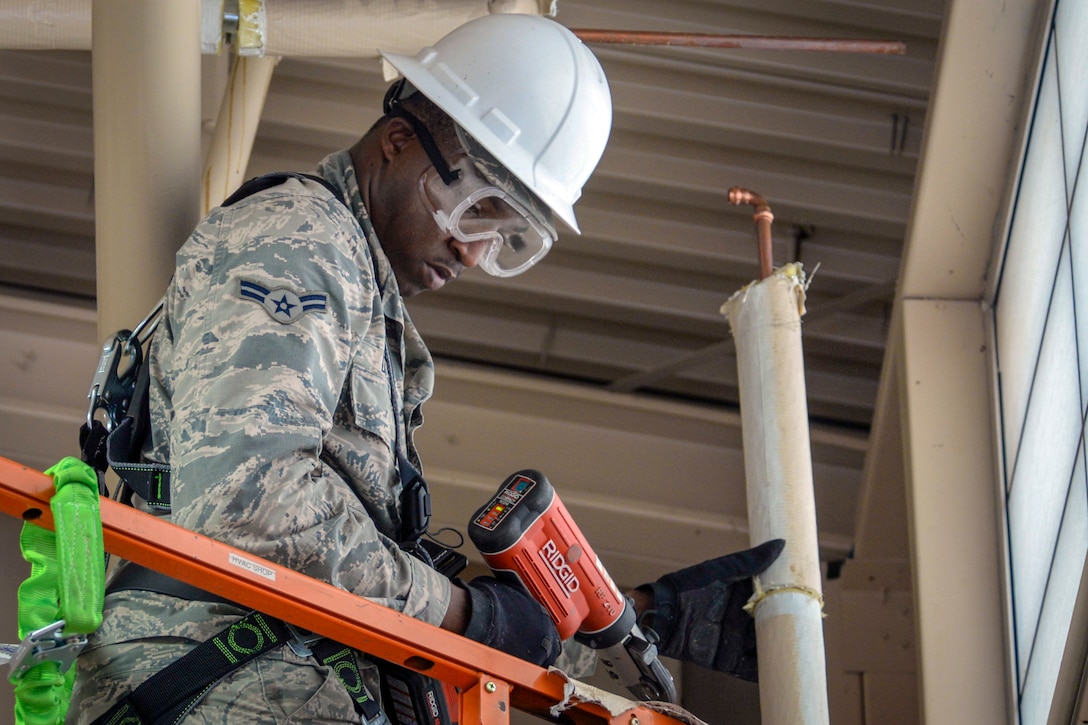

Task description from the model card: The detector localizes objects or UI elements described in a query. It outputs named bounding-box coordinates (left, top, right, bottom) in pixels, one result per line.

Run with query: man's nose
left=451, top=238, right=489, bottom=268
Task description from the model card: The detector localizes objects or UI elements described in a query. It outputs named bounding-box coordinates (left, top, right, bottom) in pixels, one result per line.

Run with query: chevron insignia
left=239, top=279, right=328, bottom=324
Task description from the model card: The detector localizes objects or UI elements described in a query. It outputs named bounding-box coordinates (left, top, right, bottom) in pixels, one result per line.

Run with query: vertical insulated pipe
left=721, top=192, right=829, bottom=725
left=92, top=0, right=202, bottom=339
left=202, top=55, right=278, bottom=214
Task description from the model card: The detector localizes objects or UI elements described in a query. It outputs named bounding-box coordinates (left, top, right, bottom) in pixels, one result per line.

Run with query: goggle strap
left=387, top=106, right=461, bottom=186
left=382, top=78, right=408, bottom=114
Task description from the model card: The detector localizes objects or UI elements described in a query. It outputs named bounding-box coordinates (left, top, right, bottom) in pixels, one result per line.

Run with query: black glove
left=461, top=577, right=562, bottom=667
left=638, top=539, right=785, bottom=681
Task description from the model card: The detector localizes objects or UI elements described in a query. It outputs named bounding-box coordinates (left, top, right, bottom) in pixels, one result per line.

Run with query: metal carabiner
left=83, top=299, right=164, bottom=432
left=284, top=622, right=325, bottom=658
left=86, top=330, right=137, bottom=432
left=4, top=620, right=88, bottom=680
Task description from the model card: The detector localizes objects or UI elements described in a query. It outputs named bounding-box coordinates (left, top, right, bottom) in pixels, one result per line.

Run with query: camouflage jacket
left=84, top=150, right=597, bottom=685
left=136, top=149, right=450, bottom=625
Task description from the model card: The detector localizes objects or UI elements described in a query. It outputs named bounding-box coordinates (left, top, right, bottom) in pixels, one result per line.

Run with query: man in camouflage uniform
left=67, top=14, right=782, bottom=725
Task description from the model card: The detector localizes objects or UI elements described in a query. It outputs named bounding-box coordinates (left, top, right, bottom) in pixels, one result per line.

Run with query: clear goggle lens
left=419, top=159, right=553, bottom=277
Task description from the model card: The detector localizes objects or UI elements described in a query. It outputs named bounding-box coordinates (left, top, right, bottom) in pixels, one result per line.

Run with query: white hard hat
left=380, top=14, right=612, bottom=234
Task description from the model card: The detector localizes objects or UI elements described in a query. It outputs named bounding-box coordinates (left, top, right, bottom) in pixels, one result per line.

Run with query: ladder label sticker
left=229, top=551, right=277, bottom=582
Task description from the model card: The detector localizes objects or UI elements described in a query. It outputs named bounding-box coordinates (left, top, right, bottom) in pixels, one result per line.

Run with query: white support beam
left=92, top=0, right=202, bottom=337
left=858, top=0, right=1052, bottom=721
left=899, top=0, right=1050, bottom=301
left=898, top=300, right=1008, bottom=724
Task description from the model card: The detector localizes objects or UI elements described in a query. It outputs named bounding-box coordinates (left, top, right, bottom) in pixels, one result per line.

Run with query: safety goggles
left=417, top=155, right=554, bottom=277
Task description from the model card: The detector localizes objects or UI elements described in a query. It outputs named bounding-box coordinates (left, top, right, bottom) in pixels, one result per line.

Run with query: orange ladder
left=0, top=456, right=693, bottom=725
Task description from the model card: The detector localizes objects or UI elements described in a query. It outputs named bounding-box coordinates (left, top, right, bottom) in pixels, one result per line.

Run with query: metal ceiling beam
left=0, top=176, right=93, bottom=236
left=560, top=1, right=935, bottom=97
left=719, top=0, right=944, bottom=38
left=0, top=50, right=91, bottom=107
left=607, top=339, right=734, bottom=393
left=408, top=298, right=881, bottom=418
left=608, top=75, right=923, bottom=168
left=0, top=231, right=95, bottom=295
left=593, top=144, right=913, bottom=236
left=260, top=51, right=929, bottom=164
left=0, top=112, right=92, bottom=171
left=606, top=280, right=893, bottom=392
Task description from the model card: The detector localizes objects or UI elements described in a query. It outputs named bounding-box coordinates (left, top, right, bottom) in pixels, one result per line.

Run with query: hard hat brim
left=379, top=47, right=582, bottom=234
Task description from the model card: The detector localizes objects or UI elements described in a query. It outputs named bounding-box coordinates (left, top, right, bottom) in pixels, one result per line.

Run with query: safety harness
left=15, top=172, right=456, bottom=725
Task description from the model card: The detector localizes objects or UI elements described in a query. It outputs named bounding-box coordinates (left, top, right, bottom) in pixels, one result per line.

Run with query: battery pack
left=378, top=660, right=457, bottom=725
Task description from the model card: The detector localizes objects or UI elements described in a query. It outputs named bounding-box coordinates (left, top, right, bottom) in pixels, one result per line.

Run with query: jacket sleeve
left=154, top=180, right=451, bottom=626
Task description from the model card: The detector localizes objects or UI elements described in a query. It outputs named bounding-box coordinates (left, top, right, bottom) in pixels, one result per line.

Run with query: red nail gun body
left=469, top=470, right=677, bottom=703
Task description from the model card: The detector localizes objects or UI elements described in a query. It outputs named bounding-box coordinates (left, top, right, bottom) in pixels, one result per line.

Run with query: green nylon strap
left=48, top=457, right=104, bottom=634
left=12, top=457, right=105, bottom=725
left=13, top=523, right=71, bottom=725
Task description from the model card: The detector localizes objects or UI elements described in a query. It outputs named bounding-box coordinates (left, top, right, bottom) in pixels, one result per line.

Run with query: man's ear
left=380, top=116, right=416, bottom=161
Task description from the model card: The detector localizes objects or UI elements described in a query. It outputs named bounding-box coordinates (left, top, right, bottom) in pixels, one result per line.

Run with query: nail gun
left=468, top=469, right=677, bottom=703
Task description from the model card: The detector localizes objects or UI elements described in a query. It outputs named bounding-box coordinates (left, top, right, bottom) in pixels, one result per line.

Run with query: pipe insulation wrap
left=236, top=0, right=265, bottom=54
left=721, top=263, right=829, bottom=725
left=0, top=0, right=549, bottom=54
left=753, top=593, right=830, bottom=725
left=721, top=264, right=822, bottom=592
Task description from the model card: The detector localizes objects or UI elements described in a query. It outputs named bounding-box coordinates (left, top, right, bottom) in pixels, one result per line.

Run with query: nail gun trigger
left=622, top=631, right=678, bottom=703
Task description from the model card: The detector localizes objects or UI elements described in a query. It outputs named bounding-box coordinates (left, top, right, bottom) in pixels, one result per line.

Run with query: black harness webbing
left=92, top=611, right=381, bottom=725
left=221, top=171, right=339, bottom=206
left=108, top=347, right=171, bottom=509
left=93, top=565, right=382, bottom=725
left=95, top=611, right=290, bottom=725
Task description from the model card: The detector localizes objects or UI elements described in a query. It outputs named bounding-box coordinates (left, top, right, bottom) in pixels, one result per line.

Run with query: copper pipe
left=572, top=29, right=906, bottom=55
left=729, top=187, right=774, bottom=279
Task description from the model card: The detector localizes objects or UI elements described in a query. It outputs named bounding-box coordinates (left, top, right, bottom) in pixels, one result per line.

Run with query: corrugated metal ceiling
left=0, top=0, right=939, bottom=430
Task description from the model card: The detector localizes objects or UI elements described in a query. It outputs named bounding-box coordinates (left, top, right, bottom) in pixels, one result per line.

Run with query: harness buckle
left=284, top=622, right=325, bottom=658
left=4, top=620, right=88, bottom=680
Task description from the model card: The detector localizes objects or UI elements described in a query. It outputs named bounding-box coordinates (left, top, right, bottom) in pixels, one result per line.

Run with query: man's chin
left=421, top=263, right=451, bottom=293
left=389, top=263, right=451, bottom=298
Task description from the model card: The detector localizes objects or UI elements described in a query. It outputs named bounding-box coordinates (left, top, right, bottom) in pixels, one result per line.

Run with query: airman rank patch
left=239, top=279, right=328, bottom=324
